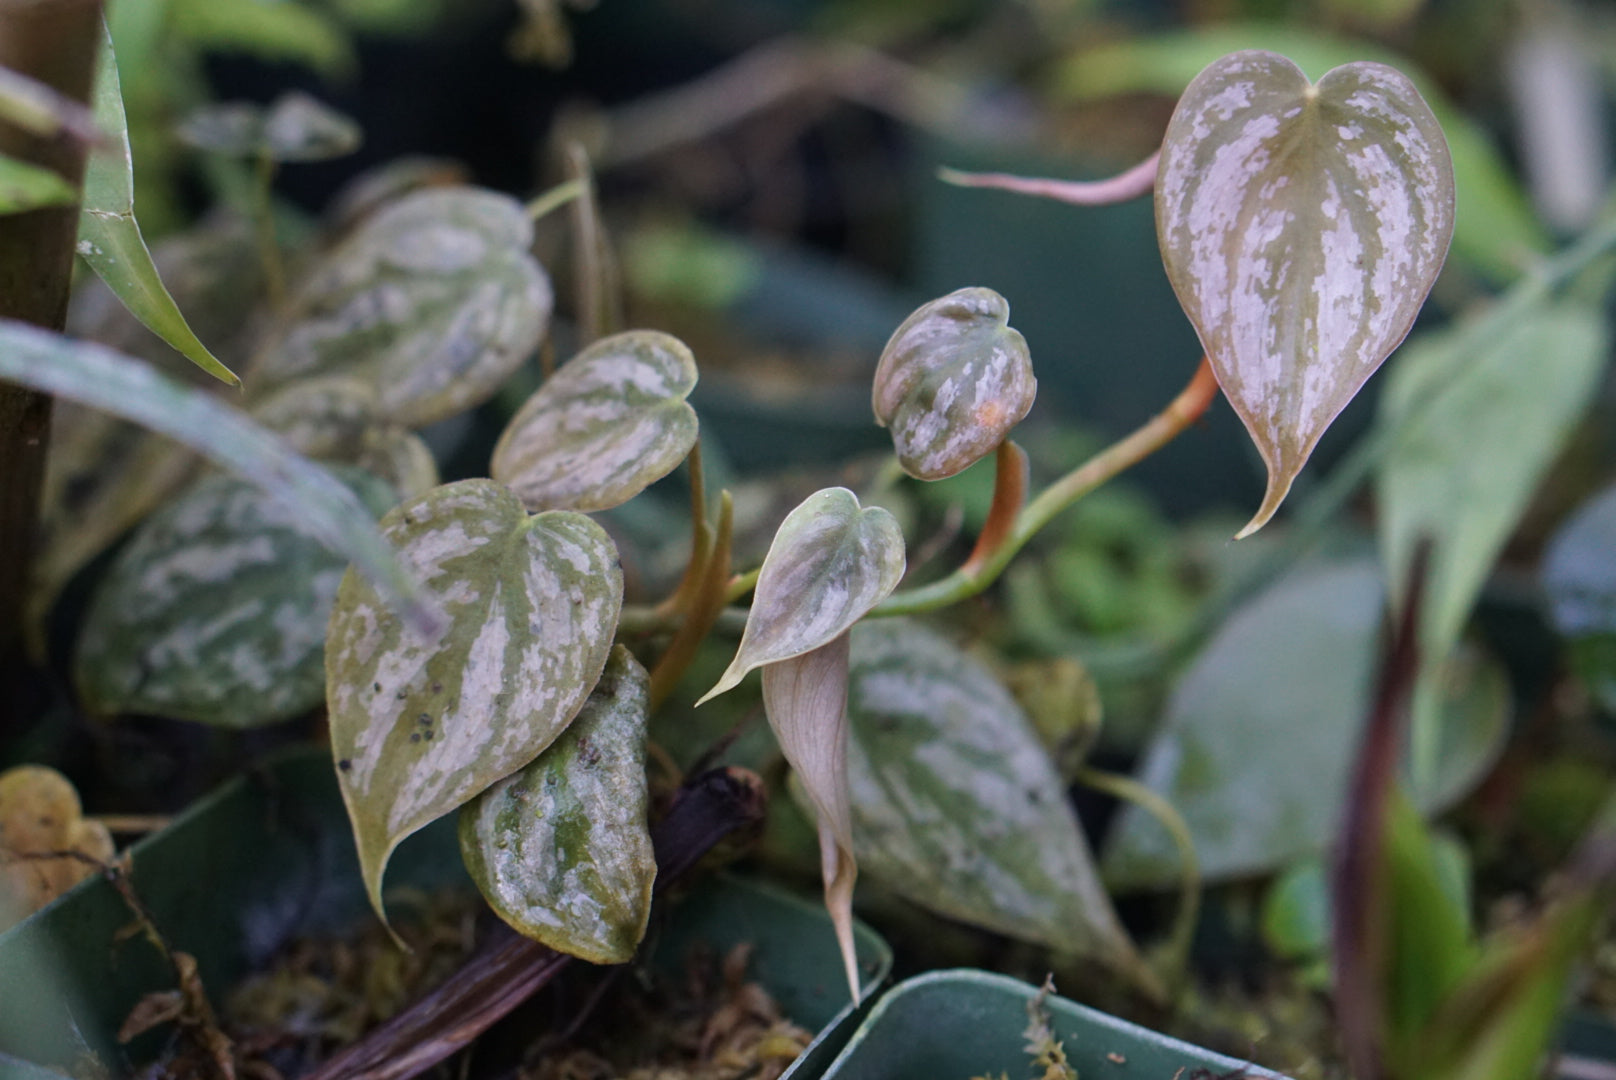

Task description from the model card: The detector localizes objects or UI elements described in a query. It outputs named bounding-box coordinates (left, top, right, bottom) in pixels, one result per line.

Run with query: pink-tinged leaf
left=1156, top=50, right=1454, bottom=537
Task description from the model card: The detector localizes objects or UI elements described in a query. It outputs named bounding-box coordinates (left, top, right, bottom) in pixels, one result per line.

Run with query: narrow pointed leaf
left=460, top=646, right=655, bottom=964
left=846, top=619, right=1144, bottom=976
left=75, top=468, right=395, bottom=727
left=1156, top=50, right=1454, bottom=536
left=700, top=488, right=904, bottom=703
left=0, top=153, right=76, bottom=214
left=326, top=479, right=622, bottom=923
left=0, top=319, right=439, bottom=636
left=250, top=188, right=553, bottom=428
left=78, top=22, right=239, bottom=387
left=491, top=329, right=699, bottom=512
left=872, top=288, right=1036, bottom=481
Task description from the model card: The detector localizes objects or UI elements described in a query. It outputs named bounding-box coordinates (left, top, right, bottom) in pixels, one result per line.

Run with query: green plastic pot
left=819, top=969, right=1290, bottom=1079
left=0, top=748, right=890, bottom=1079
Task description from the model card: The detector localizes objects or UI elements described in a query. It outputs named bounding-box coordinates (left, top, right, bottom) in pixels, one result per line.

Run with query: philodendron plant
left=5, top=48, right=1454, bottom=1009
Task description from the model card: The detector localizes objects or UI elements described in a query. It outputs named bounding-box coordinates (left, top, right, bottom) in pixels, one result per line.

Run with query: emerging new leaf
left=326, top=478, right=622, bottom=924
left=491, top=330, right=699, bottom=512
left=1156, top=50, right=1454, bottom=537
left=699, top=487, right=905, bottom=703
left=872, top=288, right=1036, bottom=481
left=460, top=646, right=655, bottom=964
left=250, top=188, right=552, bottom=428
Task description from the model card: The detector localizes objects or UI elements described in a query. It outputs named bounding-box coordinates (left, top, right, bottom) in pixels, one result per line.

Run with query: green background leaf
left=1543, top=480, right=1616, bottom=712
left=0, top=153, right=76, bottom=214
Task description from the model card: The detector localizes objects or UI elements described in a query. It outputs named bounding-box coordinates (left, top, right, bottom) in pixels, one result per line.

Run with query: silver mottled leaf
left=846, top=619, right=1142, bottom=973
left=326, top=478, right=623, bottom=922
left=871, top=288, right=1036, bottom=481
left=356, top=426, right=439, bottom=500
left=459, top=646, right=654, bottom=963
left=177, top=92, right=360, bottom=163
left=250, top=375, right=377, bottom=461
left=700, top=488, right=905, bottom=703
left=75, top=468, right=395, bottom=727
left=1156, top=50, right=1454, bottom=536
left=491, top=329, right=699, bottom=512
left=250, top=188, right=553, bottom=428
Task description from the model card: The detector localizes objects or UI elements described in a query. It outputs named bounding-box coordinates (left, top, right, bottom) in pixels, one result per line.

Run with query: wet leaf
left=75, top=467, right=395, bottom=727
left=1543, top=480, right=1616, bottom=712
left=845, top=620, right=1143, bottom=974
left=0, top=319, right=439, bottom=635
left=249, top=188, right=553, bottom=428
left=0, top=153, right=76, bottom=214
left=78, top=22, right=239, bottom=386
left=1103, top=560, right=1509, bottom=889
left=326, top=478, right=622, bottom=923
left=459, top=646, right=654, bottom=963
left=1378, top=303, right=1608, bottom=775
left=491, top=329, right=699, bottom=512
left=0, top=766, right=114, bottom=929
left=700, top=488, right=905, bottom=703
left=871, top=288, right=1035, bottom=481
left=1156, top=50, right=1454, bottom=536
left=177, top=92, right=361, bottom=163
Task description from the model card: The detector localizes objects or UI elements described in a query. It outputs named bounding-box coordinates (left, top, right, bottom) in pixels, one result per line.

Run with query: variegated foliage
left=872, top=288, right=1036, bottom=481
left=460, top=646, right=655, bottom=963
left=492, top=330, right=699, bottom=512
left=326, top=479, right=622, bottom=923
left=845, top=620, right=1146, bottom=981
left=249, top=188, right=552, bottom=427
left=1156, top=50, right=1454, bottom=537
left=77, top=467, right=396, bottom=727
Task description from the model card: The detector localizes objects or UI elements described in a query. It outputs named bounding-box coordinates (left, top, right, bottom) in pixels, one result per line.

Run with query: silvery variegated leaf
left=250, top=188, right=553, bottom=428
left=249, top=375, right=377, bottom=461
left=1156, top=50, right=1455, bottom=537
left=846, top=619, right=1144, bottom=977
left=177, top=92, right=360, bottom=163
left=75, top=467, right=395, bottom=727
left=491, top=329, right=698, bottom=512
left=326, top=478, right=622, bottom=923
left=872, top=288, right=1036, bottom=481
left=459, top=646, right=655, bottom=963
left=356, top=425, right=439, bottom=500
left=700, top=487, right=905, bottom=703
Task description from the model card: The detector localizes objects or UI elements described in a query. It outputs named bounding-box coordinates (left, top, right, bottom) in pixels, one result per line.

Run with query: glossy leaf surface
left=1103, top=560, right=1508, bottom=889
left=251, top=188, right=552, bottom=427
left=847, top=620, right=1142, bottom=973
left=460, top=646, right=654, bottom=964
left=78, top=22, right=239, bottom=386
left=326, top=479, right=622, bottom=922
left=701, top=488, right=905, bottom=703
left=1156, top=50, right=1454, bottom=536
left=76, top=468, right=395, bottom=727
left=0, top=319, right=438, bottom=635
left=872, top=288, right=1035, bottom=481
left=0, top=153, right=75, bottom=214
left=1543, top=481, right=1616, bottom=713
left=492, top=330, right=699, bottom=512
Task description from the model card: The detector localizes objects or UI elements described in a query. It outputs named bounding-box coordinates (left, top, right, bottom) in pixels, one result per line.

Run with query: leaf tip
left=1234, top=471, right=1295, bottom=540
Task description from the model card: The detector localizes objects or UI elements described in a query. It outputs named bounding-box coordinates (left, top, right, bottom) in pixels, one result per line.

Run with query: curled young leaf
left=763, top=632, right=862, bottom=1001
left=699, top=487, right=905, bottom=704
left=460, top=646, right=655, bottom=964
left=1156, top=50, right=1454, bottom=537
left=326, top=479, right=623, bottom=924
left=250, top=188, right=553, bottom=428
left=76, top=467, right=396, bottom=728
left=491, top=329, right=699, bottom=512
left=872, top=288, right=1036, bottom=481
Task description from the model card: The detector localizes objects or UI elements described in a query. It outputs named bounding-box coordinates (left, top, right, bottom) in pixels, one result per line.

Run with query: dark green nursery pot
left=819, top=969, right=1290, bottom=1080
left=0, top=748, right=890, bottom=1079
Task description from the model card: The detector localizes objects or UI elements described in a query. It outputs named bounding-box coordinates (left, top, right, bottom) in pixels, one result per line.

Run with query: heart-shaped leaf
left=700, top=487, right=905, bottom=703
left=327, top=478, right=622, bottom=922
left=76, top=467, right=396, bottom=727
left=1103, top=559, right=1509, bottom=889
left=460, top=646, right=655, bottom=964
left=250, top=188, right=553, bottom=428
left=845, top=619, right=1145, bottom=978
left=871, top=288, right=1036, bottom=481
left=1544, top=481, right=1616, bottom=713
left=491, top=329, right=699, bottom=512
left=1156, top=49, right=1455, bottom=537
